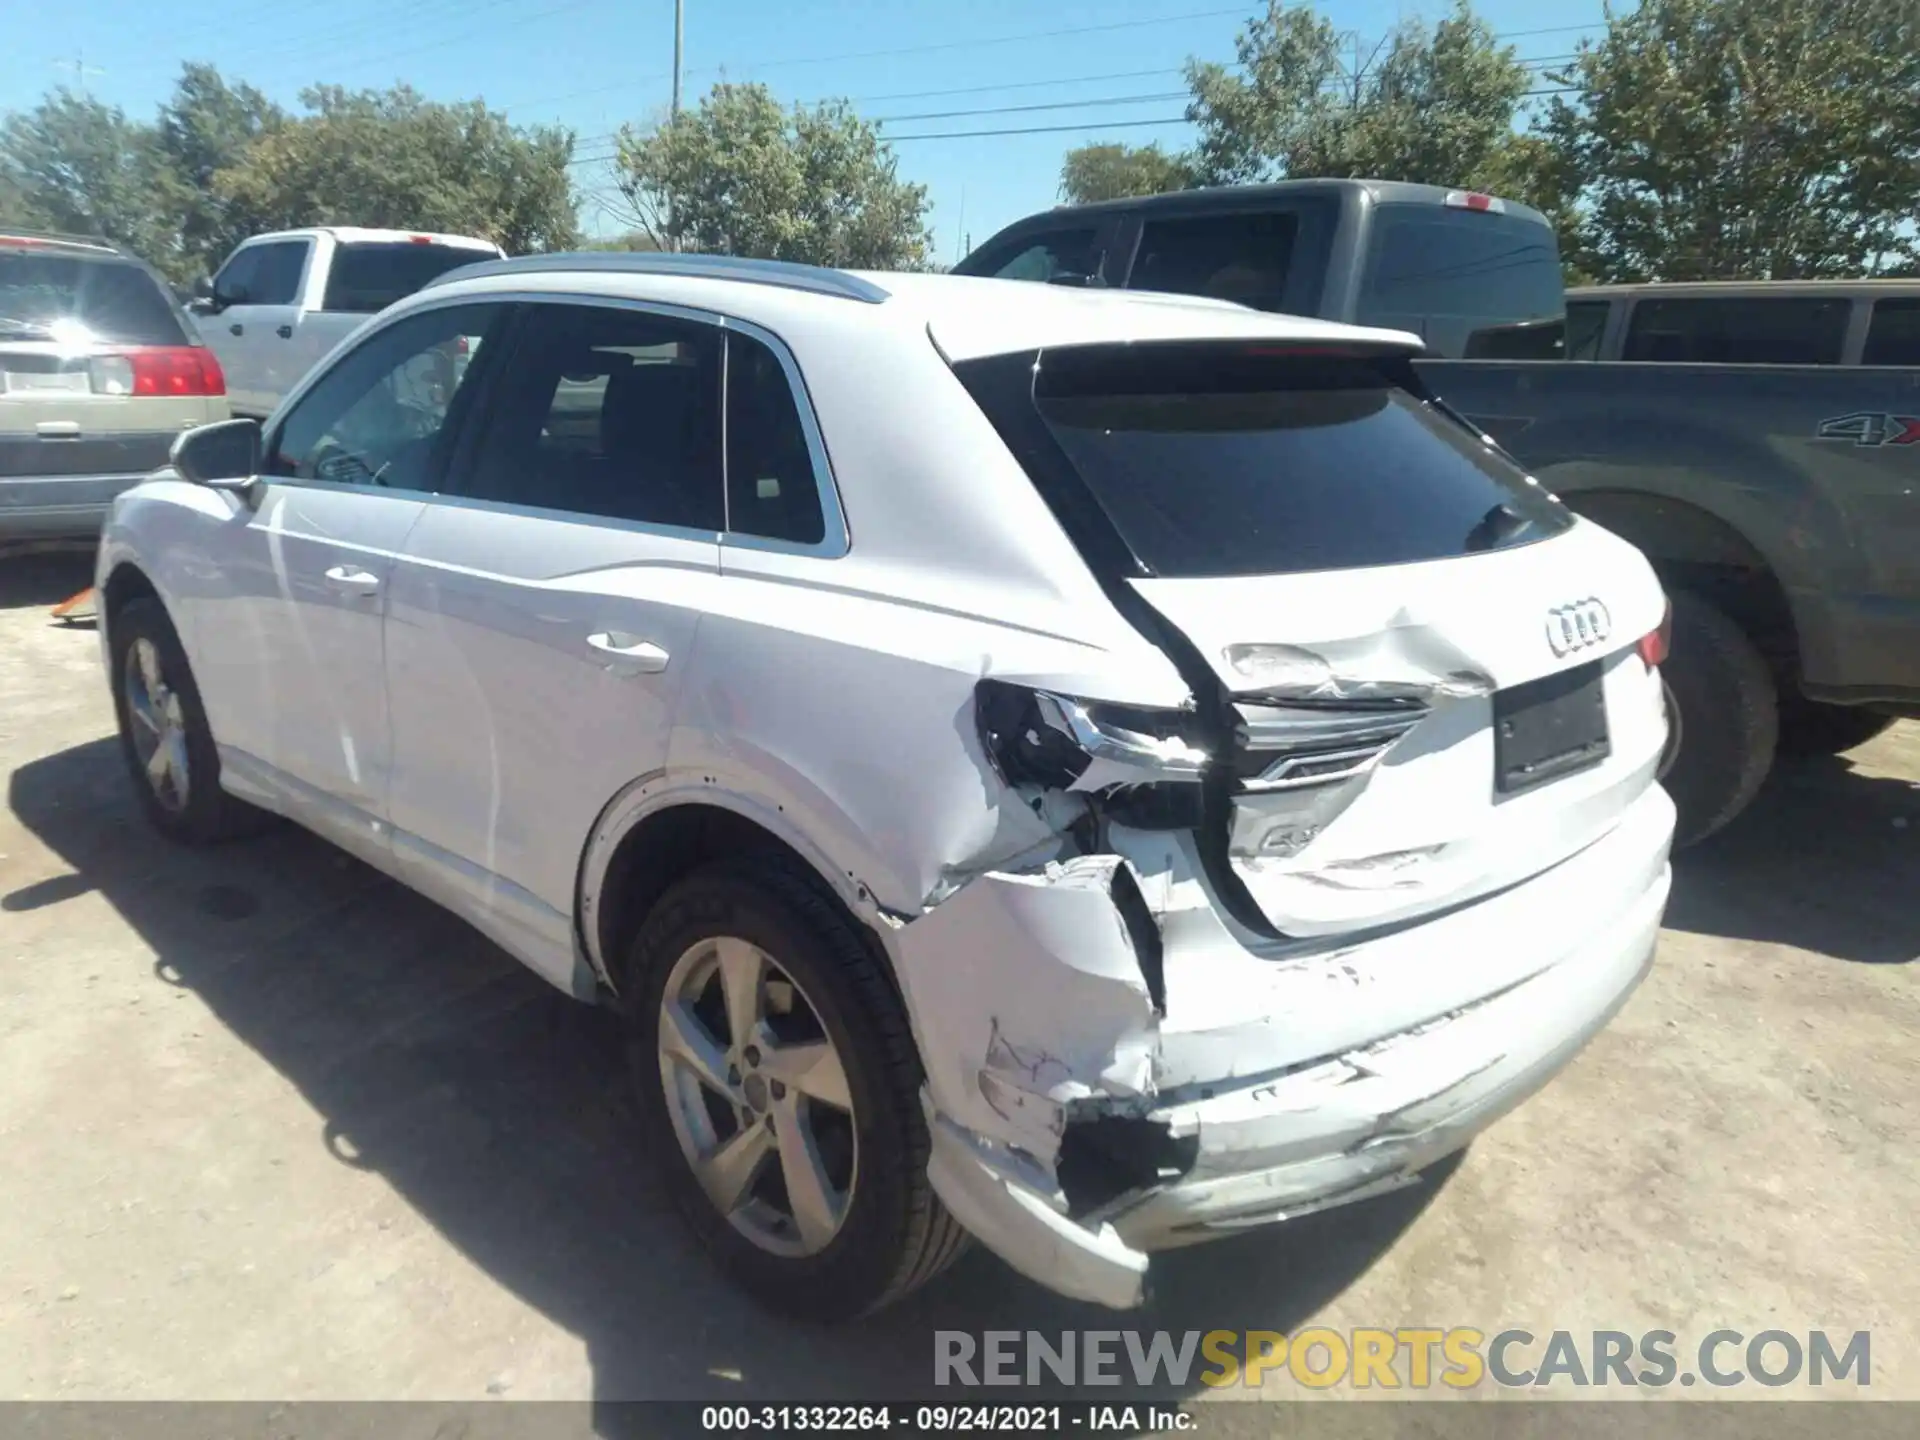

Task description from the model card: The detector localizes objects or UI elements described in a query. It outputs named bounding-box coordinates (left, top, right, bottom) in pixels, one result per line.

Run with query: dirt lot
left=1, top=551, right=1915, bottom=1411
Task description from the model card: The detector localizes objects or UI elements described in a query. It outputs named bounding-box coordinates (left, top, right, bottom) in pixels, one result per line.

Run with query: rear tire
left=109, top=597, right=267, bottom=844
left=1775, top=698, right=1898, bottom=758
left=1660, top=590, right=1778, bottom=848
left=622, top=855, right=966, bottom=1320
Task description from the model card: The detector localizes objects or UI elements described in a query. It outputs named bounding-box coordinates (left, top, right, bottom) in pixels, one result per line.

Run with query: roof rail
left=0, top=228, right=123, bottom=253
left=422, top=250, right=891, bottom=304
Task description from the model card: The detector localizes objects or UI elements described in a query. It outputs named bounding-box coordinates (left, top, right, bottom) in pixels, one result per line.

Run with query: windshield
left=322, top=242, right=500, bottom=313
left=962, top=343, right=1570, bottom=580
left=0, top=251, right=189, bottom=346
left=1356, top=203, right=1565, bottom=359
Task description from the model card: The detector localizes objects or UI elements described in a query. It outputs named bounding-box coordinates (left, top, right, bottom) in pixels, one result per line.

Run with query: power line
left=873, top=90, right=1191, bottom=127
left=496, top=4, right=1255, bottom=117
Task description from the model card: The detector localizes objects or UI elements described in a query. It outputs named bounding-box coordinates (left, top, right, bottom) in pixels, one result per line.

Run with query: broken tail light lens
left=974, top=679, right=1208, bottom=825
left=1637, top=598, right=1672, bottom=669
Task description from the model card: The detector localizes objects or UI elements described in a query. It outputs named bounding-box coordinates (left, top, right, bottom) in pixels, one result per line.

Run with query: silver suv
left=98, top=253, right=1675, bottom=1318
left=2, top=231, right=229, bottom=542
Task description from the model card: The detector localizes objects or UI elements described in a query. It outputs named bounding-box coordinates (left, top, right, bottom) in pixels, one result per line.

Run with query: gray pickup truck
left=954, top=179, right=1920, bottom=845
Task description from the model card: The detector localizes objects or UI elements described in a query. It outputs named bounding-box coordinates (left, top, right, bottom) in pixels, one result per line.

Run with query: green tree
left=1058, top=142, right=1191, bottom=203
left=1540, top=0, right=1920, bottom=280
left=0, top=91, right=185, bottom=271
left=157, top=64, right=286, bottom=277
left=614, top=83, right=931, bottom=267
left=1183, top=1, right=1534, bottom=195
left=216, top=85, right=580, bottom=254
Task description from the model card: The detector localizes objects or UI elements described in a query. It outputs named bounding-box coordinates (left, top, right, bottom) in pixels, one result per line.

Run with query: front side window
left=1131, top=211, right=1299, bottom=311
left=969, top=229, right=1101, bottom=285
left=462, top=303, right=724, bottom=532
left=725, top=332, right=826, bottom=546
left=237, top=241, right=309, bottom=307
left=1622, top=296, right=1849, bottom=365
left=267, top=303, right=502, bottom=490
left=1863, top=298, right=1920, bottom=366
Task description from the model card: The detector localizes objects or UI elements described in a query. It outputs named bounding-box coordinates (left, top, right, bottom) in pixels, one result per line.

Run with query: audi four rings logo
left=1546, top=599, right=1612, bottom=656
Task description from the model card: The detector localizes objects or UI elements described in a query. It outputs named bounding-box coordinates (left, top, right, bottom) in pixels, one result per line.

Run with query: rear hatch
left=962, top=339, right=1669, bottom=938
left=1, top=239, right=225, bottom=478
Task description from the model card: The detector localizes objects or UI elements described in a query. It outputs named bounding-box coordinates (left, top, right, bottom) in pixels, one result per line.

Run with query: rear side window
left=958, top=345, right=1571, bottom=580
left=966, top=229, right=1101, bottom=284
left=324, top=242, right=497, bottom=313
left=1357, top=205, right=1564, bottom=358
left=463, top=303, right=724, bottom=532
left=1622, top=297, right=1849, bottom=365
left=1863, top=299, right=1920, bottom=366
left=0, top=252, right=188, bottom=346
left=1130, top=211, right=1298, bottom=311
left=725, top=333, right=826, bottom=546
left=1564, top=300, right=1609, bottom=360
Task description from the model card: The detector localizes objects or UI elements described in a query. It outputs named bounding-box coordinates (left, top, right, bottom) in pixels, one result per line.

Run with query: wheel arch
left=576, top=777, right=901, bottom=1003
left=1565, top=490, right=1800, bottom=677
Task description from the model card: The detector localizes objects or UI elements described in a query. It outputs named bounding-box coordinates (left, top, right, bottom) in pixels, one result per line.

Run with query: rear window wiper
left=0, top=316, right=56, bottom=339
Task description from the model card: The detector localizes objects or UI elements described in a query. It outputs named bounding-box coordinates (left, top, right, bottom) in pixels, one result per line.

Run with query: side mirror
left=171, top=418, right=262, bottom=497
left=188, top=275, right=218, bottom=315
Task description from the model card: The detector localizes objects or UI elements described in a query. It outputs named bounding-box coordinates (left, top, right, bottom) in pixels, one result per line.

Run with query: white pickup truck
left=190, top=227, right=504, bottom=418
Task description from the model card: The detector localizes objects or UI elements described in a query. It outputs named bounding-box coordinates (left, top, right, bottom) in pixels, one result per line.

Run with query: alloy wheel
left=124, top=637, right=191, bottom=813
left=656, top=936, right=858, bottom=1257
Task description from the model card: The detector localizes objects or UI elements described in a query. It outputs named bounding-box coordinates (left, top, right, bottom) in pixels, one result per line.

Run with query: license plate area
left=1493, top=659, right=1609, bottom=794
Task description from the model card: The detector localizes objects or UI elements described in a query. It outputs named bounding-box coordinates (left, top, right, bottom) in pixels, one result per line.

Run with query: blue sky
left=2, top=0, right=1606, bottom=265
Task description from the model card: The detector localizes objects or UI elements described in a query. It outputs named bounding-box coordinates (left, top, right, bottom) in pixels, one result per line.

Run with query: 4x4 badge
left=1546, top=599, right=1612, bottom=656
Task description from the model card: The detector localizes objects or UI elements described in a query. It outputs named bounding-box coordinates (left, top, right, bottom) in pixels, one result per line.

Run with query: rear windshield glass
left=0, top=251, right=188, bottom=346
left=975, top=345, right=1570, bottom=579
left=1357, top=204, right=1565, bottom=359
left=322, top=243, right=497, bottom=313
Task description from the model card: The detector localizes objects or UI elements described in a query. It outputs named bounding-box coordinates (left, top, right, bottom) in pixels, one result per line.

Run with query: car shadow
left=1665, top=737, right=1919, bottom=965
left=0, top=549, right=95, bottom=612
left=5, top=736, right=1450, bottom=1407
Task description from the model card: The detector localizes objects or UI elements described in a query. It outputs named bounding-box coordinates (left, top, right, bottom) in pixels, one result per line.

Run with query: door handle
left=229, top=322, right=244, bottom=336
left=323, top=565, right=381, bottom=597
left=587, top=633, right=670, bottom=672
left=276, top=324, right=294, bottom=339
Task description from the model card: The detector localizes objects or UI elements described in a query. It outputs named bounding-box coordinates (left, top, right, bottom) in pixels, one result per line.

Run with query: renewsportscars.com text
left=933, top=1328, right=1871, bottom=1390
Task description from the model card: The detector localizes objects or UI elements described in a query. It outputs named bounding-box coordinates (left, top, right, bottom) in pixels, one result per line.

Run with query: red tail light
left=1637, top=598, right=1672, bottom=668
left=115, top=346, right=225, bottom=397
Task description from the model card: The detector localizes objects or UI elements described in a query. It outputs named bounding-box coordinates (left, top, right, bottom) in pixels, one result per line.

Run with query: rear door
left=960, top=341, right=1669, bottom=938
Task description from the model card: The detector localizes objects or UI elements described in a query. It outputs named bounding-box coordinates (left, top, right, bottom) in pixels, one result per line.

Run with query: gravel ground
left=0, top=550, right=1914, bottom=1416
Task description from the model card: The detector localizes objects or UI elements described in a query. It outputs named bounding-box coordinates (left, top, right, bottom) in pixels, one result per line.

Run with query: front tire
left=1659, top=589, right=1778, bottom=848
left=109, top=597, right=264, bottom=844
left=623, top=856, right=966, bottom=1320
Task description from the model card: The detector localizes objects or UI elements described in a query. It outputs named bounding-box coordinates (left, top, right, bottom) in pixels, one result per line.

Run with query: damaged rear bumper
left=894, top=783, right=1673, bottom=1311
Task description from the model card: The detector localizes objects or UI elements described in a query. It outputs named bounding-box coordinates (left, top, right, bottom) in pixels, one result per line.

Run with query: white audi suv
left=95, top=253, right=1675, bottom=1318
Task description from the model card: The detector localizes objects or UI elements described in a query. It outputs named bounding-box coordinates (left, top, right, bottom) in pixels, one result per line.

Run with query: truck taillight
left=1443, top=190, right=1506, bottom=214
left=1637, top=598, right=1672, bottom=668
left=95, top=346, right=226, bottom=397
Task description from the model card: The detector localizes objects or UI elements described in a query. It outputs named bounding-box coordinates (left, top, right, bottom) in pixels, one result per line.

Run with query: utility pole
left=671, top=0, right=685, bottom=116
left=52, top=52, right=106, bottom=98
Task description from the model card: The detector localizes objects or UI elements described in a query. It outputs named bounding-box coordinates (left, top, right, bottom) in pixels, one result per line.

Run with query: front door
left=190, top=300, right=506, bottom=862
left=211, top=238, right=311, bottom=417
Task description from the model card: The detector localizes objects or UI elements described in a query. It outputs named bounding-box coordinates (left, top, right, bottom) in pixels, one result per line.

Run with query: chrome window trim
left=264, top=288, right=850, bottom=559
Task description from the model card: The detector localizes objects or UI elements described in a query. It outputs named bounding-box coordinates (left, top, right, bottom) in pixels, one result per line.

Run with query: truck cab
left=953, top=178, right=1566, bottom=359
left=193, top=227, right=504, bottom=418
